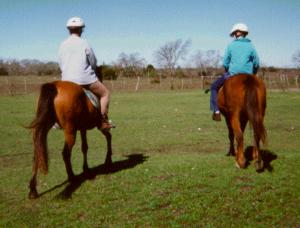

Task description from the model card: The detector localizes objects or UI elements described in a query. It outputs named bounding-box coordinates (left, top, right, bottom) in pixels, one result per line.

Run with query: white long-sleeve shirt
left=58, top=34, right=98, bottom=85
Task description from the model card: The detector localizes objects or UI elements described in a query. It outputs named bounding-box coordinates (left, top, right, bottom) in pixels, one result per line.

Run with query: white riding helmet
left=66, top=17, right=85, bottom=28
left=230, top=23, right=249, bottom=36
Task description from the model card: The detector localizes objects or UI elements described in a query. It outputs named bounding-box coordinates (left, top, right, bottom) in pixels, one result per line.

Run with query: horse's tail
left=28, top=82, right=57, bottom=174
left=245, top=76, right=267, bottom=145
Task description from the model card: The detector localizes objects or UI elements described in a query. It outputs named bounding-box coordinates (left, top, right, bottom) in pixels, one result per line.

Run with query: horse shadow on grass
left=244, top=146, right=278, bottom=172
left=39, top=153, right=148, bottom=200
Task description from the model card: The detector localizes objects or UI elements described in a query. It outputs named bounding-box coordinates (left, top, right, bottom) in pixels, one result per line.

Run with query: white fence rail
left=0, top=73, right=299, bottom=95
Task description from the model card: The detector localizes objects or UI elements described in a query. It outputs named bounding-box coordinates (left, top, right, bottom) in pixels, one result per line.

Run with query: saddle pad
left=82, top=88, right=99, bottom=108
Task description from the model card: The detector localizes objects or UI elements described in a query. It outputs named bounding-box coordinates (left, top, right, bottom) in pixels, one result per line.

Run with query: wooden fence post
left=110, top=79, right=114, bottom=91
left=24, top=76, right=27, bottom=94
left=159, top=74, right=161, bottom=89
left=135, top=76, right=140, bottom=92
left=285, top=74, right=289, bottom=87
left=6, top=77, right=15, bottom=95
left=6, top=77, right=11, bottom=95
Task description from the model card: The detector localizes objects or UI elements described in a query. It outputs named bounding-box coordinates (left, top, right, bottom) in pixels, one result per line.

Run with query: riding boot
left=212, top=112, right=221, bottom=121
left=98, top=114, right=115, bottom=131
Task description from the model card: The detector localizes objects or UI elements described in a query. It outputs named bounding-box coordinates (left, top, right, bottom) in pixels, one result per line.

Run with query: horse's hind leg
left=225, top=116, right=235, bottom=156
left=253, top=136, right=263, bottom=172
left=80, top=130, right=89, bottom=173
left=80, top=130, right=89, bottom=171
left=28, top=162, right=38, bottom=199
left=231, top=116, right=246, bottom=169
left=62, top=130, right=76, bottom=181
left=101, top=130, right=112, bottom=165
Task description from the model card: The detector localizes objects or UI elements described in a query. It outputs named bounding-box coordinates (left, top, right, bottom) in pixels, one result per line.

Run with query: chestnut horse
left=28, top=80, right=112, bottom=199
left=217, top=74, right=267, bottom=171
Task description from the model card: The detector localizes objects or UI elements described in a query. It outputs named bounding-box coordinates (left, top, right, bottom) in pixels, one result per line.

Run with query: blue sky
left=1, top=0, right=299, bottom=67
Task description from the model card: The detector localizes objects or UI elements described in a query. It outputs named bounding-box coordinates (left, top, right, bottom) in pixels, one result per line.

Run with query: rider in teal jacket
left=210, top=23, right=260, bottom=121
left=223, top=37, right=259, bottom=75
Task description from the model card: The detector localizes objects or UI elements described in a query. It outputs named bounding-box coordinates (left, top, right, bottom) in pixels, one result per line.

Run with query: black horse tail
left=28, top=82, right=57, bottom=174
left=245, top=76, right=267, bottom=146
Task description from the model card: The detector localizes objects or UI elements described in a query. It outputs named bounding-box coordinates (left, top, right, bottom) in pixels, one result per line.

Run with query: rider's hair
left=68, top=27, right=83, bottom=35
left=236, top=30, right=248, bottom=37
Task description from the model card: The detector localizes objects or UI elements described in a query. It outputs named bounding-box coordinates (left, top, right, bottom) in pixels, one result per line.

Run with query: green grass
left=0, top=90, right=300, bottom=227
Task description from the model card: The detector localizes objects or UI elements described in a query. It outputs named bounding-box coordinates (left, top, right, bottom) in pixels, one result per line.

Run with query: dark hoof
left=28, top=190, right=38, bottom=199
left=255, top=160, right=264, bottom=172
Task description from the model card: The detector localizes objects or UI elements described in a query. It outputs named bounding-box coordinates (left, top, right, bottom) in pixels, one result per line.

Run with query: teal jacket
left=223, top=37, right=259, bottom=76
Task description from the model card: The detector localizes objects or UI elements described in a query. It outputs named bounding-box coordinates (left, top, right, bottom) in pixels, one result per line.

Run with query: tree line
left=1, top=40, right=299, bottom=80
left=0, top=59, right=60, bottom=76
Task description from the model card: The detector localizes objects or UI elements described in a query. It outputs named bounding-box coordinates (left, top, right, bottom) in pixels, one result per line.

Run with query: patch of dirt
left=0, top=152, right=31, bottom=168
left=152, top=174, right=175, bottom=181
left=148, top=143, right=223, bottom=155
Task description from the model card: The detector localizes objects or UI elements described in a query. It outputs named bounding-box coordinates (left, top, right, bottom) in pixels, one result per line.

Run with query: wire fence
left=0, top=73, right=299, bottom=95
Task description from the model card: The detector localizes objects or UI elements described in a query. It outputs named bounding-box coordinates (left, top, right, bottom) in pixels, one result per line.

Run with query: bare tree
left=292, top=50, right=300, bottom=88
left=193, top=50, right=207, bottom=76
left=193, top=50, right=222, bottom=76
left=116, top=52, right=146, bottom=77
left=292, top=49, right=300, bottom=68
left=206, top=50, right=222, bottom=69
left=154, top=39, right=191, bottom=89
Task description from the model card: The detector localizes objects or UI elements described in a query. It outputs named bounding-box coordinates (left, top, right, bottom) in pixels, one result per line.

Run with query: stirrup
left=99, top=119, right=116, bottom=131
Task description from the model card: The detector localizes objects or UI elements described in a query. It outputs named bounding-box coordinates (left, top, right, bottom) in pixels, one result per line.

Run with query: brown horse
left=28, top=80, right=112, bottom=199
left=217, top=74, right=267, bottom=171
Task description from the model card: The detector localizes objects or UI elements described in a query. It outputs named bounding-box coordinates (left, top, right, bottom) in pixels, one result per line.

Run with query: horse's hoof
left=235, top=161, right=241, bottom=169
left=235, top=160, right=246, bottom=169
left=255, top=160, right=264, bottom=172
left=28, top=190, right=38, bottom=199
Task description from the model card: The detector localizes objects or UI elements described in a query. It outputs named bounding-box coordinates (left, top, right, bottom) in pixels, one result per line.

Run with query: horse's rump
left=218, top=74, right=265, bottom=116
left=54, top=81, right=100, bottom=130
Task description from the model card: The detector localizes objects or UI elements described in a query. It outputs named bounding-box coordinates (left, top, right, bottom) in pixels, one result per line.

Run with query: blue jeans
left=210, top=72, right=230, bottom=112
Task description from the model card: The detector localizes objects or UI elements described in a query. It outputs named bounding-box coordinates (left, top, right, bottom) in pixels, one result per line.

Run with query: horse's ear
left=95, top=66, right=103, bottom=82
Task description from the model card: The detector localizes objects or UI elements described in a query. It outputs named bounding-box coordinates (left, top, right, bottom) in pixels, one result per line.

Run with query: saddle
left=82, top=88, right=99, bottom=108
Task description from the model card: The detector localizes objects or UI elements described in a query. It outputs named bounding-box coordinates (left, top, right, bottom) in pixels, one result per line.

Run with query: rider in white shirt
left=59, top=34, right=98, bottom=84
left=59, top=17, right=113, bottom=131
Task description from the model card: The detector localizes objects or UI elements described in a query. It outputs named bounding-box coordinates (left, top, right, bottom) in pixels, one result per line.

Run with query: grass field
left=0, top=89, right=300, bottom=227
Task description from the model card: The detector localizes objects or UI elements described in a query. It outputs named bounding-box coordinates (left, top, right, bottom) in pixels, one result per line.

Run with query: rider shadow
left=39, top=154, right=148, bottom=200
left=244, top=146, right=278, bottom=172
